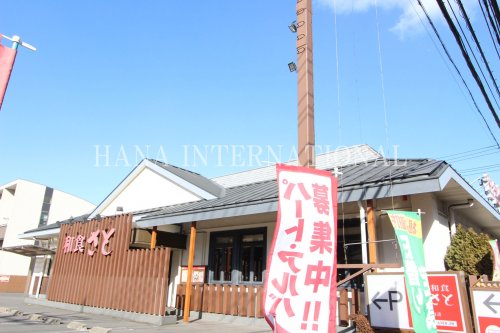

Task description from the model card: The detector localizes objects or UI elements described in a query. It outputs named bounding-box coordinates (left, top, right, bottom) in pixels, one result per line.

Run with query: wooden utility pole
left=183, top=222, right=197, bottom=322
left=296, top=0, right=315, bottom=168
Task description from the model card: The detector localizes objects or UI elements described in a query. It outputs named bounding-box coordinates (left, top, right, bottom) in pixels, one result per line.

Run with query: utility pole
left=296, top=0, right=315, bottom=168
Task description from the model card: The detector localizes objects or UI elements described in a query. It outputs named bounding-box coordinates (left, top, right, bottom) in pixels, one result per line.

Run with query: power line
left=488, top=0, right=500, bottom=33
left=415, top=0, right=500, bottom=147
left=446, top=0, right=499, bottom=109
left=448, top=150, right=500, bottom=162
left=478, top=0, right=500, bottom=57
left=445, top=147, right=499, bottom=160
left=438, top=144, right=497, bottom=158
left=481, top=0, right=500, bottom=51
left=455, top=0, right=500, bottom=100
left=461, top=167, right=500, bottom=176
left=436, top=0, right=500, bottom=128
left=459, top=163, right=500, bottom=171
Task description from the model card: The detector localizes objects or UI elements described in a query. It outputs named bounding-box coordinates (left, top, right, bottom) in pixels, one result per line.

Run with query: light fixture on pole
left=288, top=62, right=297, bottom=72
left=288, top=21, right=298, bottom=33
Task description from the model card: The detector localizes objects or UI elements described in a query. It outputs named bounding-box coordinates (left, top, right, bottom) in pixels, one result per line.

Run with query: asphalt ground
left=0, top=293, right=355, bottom=333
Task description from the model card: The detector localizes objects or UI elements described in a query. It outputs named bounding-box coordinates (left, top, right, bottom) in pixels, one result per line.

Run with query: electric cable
left=482, top=0, right=500, bottom=51
left=479, top=0, right=500, bottom=57
left=375, top=0, right=395, bottom=209
left=333, top=0, right=342, bottom=144
left=455, top=0, right=500, bottom=99
left=442, top=147, right=500, bottom=161
left=417, top=0, right=500, bottom=147
left=410, top=0, right=499, bottom=142
left=447, top=0, right=499, bottom=108
left=488, top=0, right=500, bottom=33
left=437, top=144, right=497, bottom=159
left=436, top=0, right=500, bottom=128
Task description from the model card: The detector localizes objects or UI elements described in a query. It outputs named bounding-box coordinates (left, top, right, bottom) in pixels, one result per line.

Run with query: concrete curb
left=43, top=317, right=62, bottom=325
left=187, top=311, right=269, bottom=328
left=89, top=327, right=112, bottom=333
left=67, top=321, right=87, bottom=331
left=26, top=298, right=176, bottom=326
left=27, top=313, right=44, bottom=321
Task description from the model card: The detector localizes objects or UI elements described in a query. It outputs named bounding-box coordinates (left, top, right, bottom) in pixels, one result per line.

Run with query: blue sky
left=1, top=0, right=499, bottom=205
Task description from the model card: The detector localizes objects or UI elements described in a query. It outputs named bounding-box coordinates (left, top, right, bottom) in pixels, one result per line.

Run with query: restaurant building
left=19, top=145, right=500, bottom=323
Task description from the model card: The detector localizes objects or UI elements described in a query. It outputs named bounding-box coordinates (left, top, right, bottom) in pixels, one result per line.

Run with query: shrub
left=444, top=224, right=493, bottom=277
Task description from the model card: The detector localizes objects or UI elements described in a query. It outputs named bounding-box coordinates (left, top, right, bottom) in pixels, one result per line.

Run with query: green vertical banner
left=387, top=210, right=437, bottom=333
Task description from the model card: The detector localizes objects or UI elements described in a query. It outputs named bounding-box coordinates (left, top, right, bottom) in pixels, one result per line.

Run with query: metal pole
left=10, top=35, right=20, bottom=50
left=296, top=0, right=315, bottom=168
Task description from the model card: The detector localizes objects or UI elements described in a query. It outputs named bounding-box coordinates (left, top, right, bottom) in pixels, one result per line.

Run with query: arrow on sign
left=372, top=292, right=388, bottom=310
left=372, top=290, right=403, bottom=310
left=484, top=294, right=500, bottom=314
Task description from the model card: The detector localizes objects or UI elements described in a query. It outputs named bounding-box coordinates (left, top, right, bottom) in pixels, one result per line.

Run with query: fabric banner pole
left=0, top=35, right=18, bottom=111
left=387, top=210, right=437, bottom=333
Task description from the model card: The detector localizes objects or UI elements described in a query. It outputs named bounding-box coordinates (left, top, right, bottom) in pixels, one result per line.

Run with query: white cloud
left=317, top=0, right=478, bottom=38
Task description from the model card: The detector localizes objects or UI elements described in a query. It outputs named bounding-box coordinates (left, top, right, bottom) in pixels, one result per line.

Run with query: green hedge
left=444, top=224, right=493, bottom=277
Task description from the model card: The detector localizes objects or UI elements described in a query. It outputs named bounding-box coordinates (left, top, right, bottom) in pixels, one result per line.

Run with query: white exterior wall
left=0, top=180, right=95, bottom=276
left=411, top=193, right=450, bottom=271
left=0, top=181, right=45, bottom=275
left=100, top=168, right=201, bottom=216
left=373, top=194, right=450, bottom=271
left=47, top=190, right=95, bottom=225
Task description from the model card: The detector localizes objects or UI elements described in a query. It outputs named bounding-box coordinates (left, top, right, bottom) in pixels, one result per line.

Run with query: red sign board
left=428, top=274, right=466, bottom=332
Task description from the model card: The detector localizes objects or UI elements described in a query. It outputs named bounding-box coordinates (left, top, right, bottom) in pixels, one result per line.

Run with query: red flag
left=0, top=35, right=17, bottom=111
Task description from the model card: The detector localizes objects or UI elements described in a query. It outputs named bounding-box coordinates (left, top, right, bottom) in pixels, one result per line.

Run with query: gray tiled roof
left=22, top=214, right=91, bottom=234
left=141, top=158, right=447, bottom=220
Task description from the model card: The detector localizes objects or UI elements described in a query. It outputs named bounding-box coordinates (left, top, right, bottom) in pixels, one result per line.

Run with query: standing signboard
left=263, top=164, right=338, bottom=333
left=365, top=271, right=473, bottom=332
left=365, top=273, right=410, bottom=329
left=471, top=288, right=500, bottom=333
left=428, top=273, right=471, bottom=332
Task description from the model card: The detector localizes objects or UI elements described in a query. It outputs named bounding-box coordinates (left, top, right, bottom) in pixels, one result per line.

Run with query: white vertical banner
left=263, top=164, right=338, bottom=333
left=490, top=239, right=500, bottom=281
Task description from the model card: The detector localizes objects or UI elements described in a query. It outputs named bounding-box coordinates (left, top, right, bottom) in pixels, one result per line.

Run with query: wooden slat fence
left=176, top=283, right=264, bottom=318
left=47, top=214, right=171, bottom=316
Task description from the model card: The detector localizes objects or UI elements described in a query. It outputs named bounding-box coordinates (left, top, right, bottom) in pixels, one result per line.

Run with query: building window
left=209, top=228, right=266, bottom=284
left=212, top=235, right=233, bottom=282
left=38, top=187, right=53, bottom=227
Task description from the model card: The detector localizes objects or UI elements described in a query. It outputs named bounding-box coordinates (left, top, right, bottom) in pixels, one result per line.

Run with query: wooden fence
left=176, top=283, right=361, bottom=324
left=47, top=214, right=171, bottom=316
left=176, top=283, right=264, bottom=318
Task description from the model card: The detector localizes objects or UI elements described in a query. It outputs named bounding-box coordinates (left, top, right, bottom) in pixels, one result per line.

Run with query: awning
left=1, top=245, right=56, bottom=256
